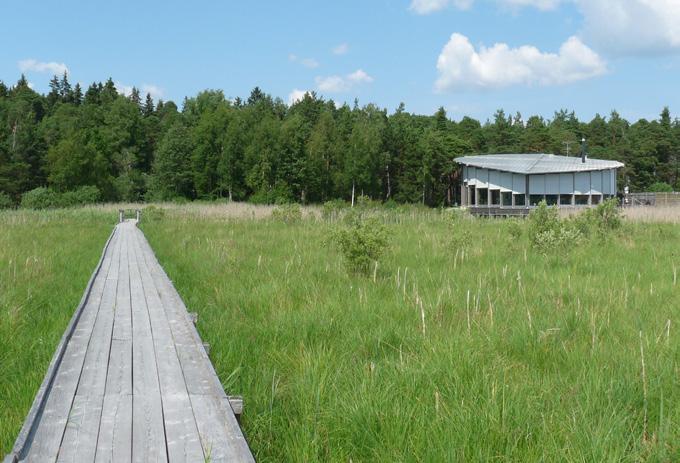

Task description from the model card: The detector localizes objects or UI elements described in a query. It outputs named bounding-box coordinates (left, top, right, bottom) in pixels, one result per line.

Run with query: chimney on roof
left=580, top=137, right=588, bottom=163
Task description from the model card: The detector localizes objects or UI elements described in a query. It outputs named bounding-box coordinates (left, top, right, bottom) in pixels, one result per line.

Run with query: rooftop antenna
left=562, top=140, right=574, bottom=156
left=580, top=137, right=588, bottom=163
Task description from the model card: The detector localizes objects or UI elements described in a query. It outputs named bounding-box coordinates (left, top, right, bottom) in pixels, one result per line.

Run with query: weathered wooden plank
left=94, top=393, right=132, bottom=463
left=57, top=234, right=122, bottom=463
left=112, top=228, right=131, bottom=342
left=128, top=226, right=167, bottom=463
left=97, top=225, right=133, bottom=459
left=55, top=393, right=104, bottom=463
left=191, top=395, right=254, bottom=463
left=136, top=227, right=254, bottom=462
left=22, top=229, right=119, bottom=462
left=130, top=228, right=205, bottom=462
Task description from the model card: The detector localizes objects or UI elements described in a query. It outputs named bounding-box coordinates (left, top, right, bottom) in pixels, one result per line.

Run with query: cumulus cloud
left=315, top=69, right=374, bottom=93
left=115, top=82, right=164, bottom=99
left=288, top=89, right=310, bottom=105
left=18, top=59, right=69, bottom=75
left=435, top=33, right=606, bottom=91
left=412, top=0, right=680, bottom=56
left=332, top=43, right=350, bottom=55
left=289, top=54, right=319, bottom=68
left=578, top=0, right=680, bottom=55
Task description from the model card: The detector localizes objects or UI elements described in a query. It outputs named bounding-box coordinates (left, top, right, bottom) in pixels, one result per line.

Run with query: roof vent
left=580, top=137, right=588, bottom=163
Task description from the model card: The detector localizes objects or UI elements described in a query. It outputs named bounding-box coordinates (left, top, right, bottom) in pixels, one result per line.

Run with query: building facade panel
left=545, top=174, right=560, bottom=194
left=559, top=173, right=573, bottom=194
left=529, top=175, right=545, bottom=194
left=574, top=172, right=590, bottom=194
left=512, top=174, right=526, bottom=194
left=591, top=171, right=603, bottom=194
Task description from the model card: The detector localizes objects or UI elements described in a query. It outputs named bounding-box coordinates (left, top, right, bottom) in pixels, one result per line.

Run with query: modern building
left=455, top=153, right=624, bottom=214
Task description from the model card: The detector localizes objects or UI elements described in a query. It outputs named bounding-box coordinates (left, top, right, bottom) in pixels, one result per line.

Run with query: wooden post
left=119, top=210, right=124, bottom=223
left=136, top=209, right=140, bottom=222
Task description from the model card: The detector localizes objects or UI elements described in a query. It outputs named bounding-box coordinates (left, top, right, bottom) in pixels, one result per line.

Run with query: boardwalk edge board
left=3, top=229, right=117, bottom=463
left=4, top=221, right=255, bottom=462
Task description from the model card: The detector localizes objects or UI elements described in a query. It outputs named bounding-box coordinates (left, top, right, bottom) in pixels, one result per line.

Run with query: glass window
left=469, top=188, right=476, bottom=206
left=545, top=195, right=558, bottom=206
left=501, top=192, right=512, bottom=206
left=513, top=194, right=526, bottom=206
left=559, top=194, right=573, bottom=206
left=591, top=194, right=602, bottom=205
left=490, top=190, right=500, bottom=205
left=575, top=195, right=589, bottom=205
left=530, top=195, right=544, bottom=206
left=478, top=188, right=488, bottom=206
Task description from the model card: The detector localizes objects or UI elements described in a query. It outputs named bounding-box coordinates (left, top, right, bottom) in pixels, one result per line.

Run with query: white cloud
left=410, top=0, right=473, bottom=14
left=115, top=82, right=164, bottom=99
left=500, top=0, right=561, bottom=10
left=435, top=33, right=606, bottom=91
left=332, top=43, right=350, bottom=55
left=289, top=54, right=319, bottom=68
left=142, top=84, right=164, bottom=99
left=347, top=69, right=374, bottom=84
left=288, top=89, right=310, bottom=105
left=18, top=59, right=69, bottom=75
left=577, top=0, right=680, bottom=55
left=412, top=0, right=680, bottom=55
left=315, top=69, right=374, bottom=93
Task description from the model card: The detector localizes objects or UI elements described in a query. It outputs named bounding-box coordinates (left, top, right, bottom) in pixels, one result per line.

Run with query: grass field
left=140, top=206, right=679, bottom=462
left=1, top=204, right=678, bottom=461
left=0, top=210, right=114, bottom=452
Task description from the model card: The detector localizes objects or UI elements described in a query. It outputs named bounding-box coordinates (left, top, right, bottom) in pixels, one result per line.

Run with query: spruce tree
left=143, top=93, right=154, bottom=116
left=73, top=83, right=83, bottom=105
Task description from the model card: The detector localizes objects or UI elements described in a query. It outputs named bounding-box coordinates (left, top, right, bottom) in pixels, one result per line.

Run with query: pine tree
left=143, top=93, right=154, bottom=117
left=73, top=83, right=83, bottom=105
left=47, top=75, right=62, bottom=107
left=130, top=87, right=141, bottom=107
left=84, top=82, right=101, bottom=105
left=60, top=72, right=73, bottom=103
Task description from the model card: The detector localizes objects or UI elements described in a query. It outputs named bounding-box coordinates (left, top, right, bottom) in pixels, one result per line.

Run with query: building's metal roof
left=455, top=154, right=624, bottom=175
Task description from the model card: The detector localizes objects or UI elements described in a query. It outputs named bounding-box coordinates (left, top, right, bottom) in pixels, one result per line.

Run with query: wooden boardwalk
left=4, top=220, right=254, bottom=463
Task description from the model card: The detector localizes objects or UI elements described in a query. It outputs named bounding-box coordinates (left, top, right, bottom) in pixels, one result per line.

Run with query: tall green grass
left=142, top=210, right=679, bottom=462
left=0, top=210, right=113, bottom=453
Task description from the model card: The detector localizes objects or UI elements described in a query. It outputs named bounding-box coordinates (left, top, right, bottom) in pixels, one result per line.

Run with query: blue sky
left=3, top=0, right=680, bottom=122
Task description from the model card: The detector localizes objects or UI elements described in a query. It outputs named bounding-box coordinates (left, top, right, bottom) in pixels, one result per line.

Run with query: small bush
left=322, top=199, right=349, bottom=221
left=528, top=201, right=582, bottom=254
left=573, top=198, right=622, bottom=237
left=330, top=217, right=390, bottom=274
left=0, top=192, right=14, bottom=209
left=21, top=187, right=60, bottom=209
left=648, top=182, right=673, bottom=193
left=61, top=186, right=101, bottom=207
left=272, top=203, right=302, bottom=223
left=507, top=220, right=523, bottom=241
left=448, top=210, right=472, bottom=253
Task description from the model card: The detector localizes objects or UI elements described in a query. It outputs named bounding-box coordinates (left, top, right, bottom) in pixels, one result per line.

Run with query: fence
left=627, top=192, right=680, bottom=207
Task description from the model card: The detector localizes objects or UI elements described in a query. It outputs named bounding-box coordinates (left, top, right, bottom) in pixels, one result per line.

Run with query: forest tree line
left=1, top=73, right=679, bottom=207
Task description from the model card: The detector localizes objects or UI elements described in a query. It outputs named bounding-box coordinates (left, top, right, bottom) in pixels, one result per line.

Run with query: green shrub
left=0, top=192, right=14, bottom=209
left=573, top=198, right=622, bottom=237
left=272, top=203, right=302, bottom=223
left=21, top=187, right=60, bottom=209
left=61, top=186, right=101, bottom=207
left=528, top=201, right=582, bottom=254
left=322, top=199, right=349, bottom=221
left=329, top=217, right=390, bottom=274
left=448, top=210, right=472, bottom=253
left=507, top=219, right=523, bottom=241
left=648, top=182, right=673, bottom=193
